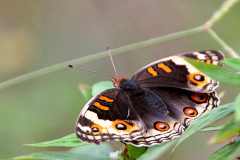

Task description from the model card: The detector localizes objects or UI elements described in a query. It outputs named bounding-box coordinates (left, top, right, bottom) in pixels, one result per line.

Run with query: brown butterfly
left=75, top=50, right=223, bottom=147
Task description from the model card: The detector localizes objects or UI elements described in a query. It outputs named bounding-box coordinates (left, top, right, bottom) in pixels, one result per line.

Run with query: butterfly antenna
left=107, top=47, right=118, bottom=76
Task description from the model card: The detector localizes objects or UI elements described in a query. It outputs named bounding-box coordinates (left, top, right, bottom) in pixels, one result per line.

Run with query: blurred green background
left=0, top=0, right=240, bottom=159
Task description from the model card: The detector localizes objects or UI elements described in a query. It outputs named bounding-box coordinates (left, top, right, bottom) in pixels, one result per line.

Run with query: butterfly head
left=112, top=75, right=140, bottom=91
left=112, top=75, right=127, bottom=88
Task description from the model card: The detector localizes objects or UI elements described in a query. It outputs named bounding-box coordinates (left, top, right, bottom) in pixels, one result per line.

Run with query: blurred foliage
left=209, top=141, right=240, bottom=160
left=15, top=144, right=113, bottom=160
left=1, top=1, right=240, bottom=160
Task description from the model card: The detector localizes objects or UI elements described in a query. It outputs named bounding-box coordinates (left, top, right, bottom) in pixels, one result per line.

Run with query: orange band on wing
left=94, top=102, right=110, bottom=111
left=157, top=63, right=172, bottom=73
left=147, top=67, right=158, bottom=77
left=99, top=96, right=114, bottom=103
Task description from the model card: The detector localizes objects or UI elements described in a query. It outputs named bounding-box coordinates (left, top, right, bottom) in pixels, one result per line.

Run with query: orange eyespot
left=190, top=93, right=209, bottom=104
left=112, top=120, right=136, bottom=132
left=183, top=107, right=198, bottom=117
left=115, top=123, right=127, bottom=130
left=193, top=74, right=205, bottom=81
left=91, top=127, right=99, bottom=132
left=91, top=124, right=103, bottom=134
left=154, top=121, right=170, bottom=132
left=187, top=73, right=206, bottom=86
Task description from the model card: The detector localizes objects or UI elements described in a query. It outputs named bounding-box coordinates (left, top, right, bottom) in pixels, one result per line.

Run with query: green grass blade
left=224, top=58, right=240, bottom=71
left=187, top=59, right=240, bottom=85
left=176, top=103, right=234, bottom=147
left=15, top=144, right=113, bottom=160
left=210, top=121, right=240, bottom=144
left=201, top=125, right=225, bottom=132
left=24, top=124, right=220, bottom=148
left=208, top=141, right=240, bottom=160
left=25, top=133, right=84, bottom=148
left=235, top=94, right=240, bottom=122
left=137, top=141, right=175, bottom=160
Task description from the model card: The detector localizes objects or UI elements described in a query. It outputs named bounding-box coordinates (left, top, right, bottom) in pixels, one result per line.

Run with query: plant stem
left=0, top=26, right=203, bottom=90
left=1, top=0, right=239, bottom=90
left=207, top=28, right=240, bottom=58
left=204, top=0, right=240, bottom=28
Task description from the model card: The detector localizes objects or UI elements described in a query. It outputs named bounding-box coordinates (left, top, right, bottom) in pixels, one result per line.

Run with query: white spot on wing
left=85, top=110, right=112, bottom=127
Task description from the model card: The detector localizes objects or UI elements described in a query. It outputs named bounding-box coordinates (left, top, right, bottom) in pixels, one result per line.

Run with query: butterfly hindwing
left=75, top=89, right=145, bottom=143
left=131, top=50, right=224, bottom=93
left=123, top=87, right=219, bottom=146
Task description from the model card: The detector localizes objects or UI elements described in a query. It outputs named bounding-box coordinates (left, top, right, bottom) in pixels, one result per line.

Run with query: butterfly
left=75, top=50, right=224, bottom=147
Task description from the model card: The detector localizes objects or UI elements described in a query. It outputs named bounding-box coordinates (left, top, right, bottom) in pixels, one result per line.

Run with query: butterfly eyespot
left=187, top=73, right=207, bottom=86
left=183, top=107, right=198, bottom=117
left=193, top=74, right=205, bottom=81
left=115, top=123, right=127, bottom=130
left=154, top=121, right=170, bottom=132
left=190, top=93, right=209, bottom=103
left=91, top=127, right=99, bottom=133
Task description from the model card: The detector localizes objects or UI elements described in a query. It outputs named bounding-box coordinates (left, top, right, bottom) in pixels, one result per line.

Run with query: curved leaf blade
left=235, top=94, right=240, bottom=122
left=209, top=141, right=240, bottom=160
left=187, top=59, right=240, bottom=85
left=25, top=133, right=84, bottom=148
left=176, top=103, right=234, bottom=147
left=137, top=141, right=175, bottom=160
left=224, top=58, right=240, bottom=71
left=210, top=121, right=240, bottom=144
left=15, top=143, right=113, bottom=160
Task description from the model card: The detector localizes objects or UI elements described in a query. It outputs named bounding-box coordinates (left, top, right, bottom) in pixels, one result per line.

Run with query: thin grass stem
left=0, top=26, right=203, bottom=90
left=204, top=0, right=239, bottom=29
left=207, top=28, right=240, bottom=58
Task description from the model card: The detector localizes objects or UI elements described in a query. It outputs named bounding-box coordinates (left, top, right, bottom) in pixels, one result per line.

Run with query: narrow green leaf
left=15, top=143, right=113, bottom=160
left=201, top=125, right=225, bottom=132
left=23, top=124, right=222, bottom=148
left=137, top=141, right=175, bottom=160
left=209, top=141, right=240, bottom=160
left=224, top=58, right=240, bottom=71
left=91, top=81, right=113, bottom=96
left=235, top=94, right=240, bottom=122
left=26, top=133, right=84, bottom=148
left=211, top=121, right=240, bottom=144
left=176, top=103, right=234, bottom=147
left=187, top=59, right=240, bottom=85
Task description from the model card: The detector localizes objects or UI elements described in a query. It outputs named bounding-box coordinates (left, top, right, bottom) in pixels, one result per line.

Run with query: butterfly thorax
left=112, top=76, right=143, bottom=95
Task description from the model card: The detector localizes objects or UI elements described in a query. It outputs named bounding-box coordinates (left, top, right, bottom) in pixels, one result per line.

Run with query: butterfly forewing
left=131, top=50, right=224, bottom=93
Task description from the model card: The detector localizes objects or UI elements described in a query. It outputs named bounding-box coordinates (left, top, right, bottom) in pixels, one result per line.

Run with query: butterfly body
left=76, top=50, right=223, bottom=147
